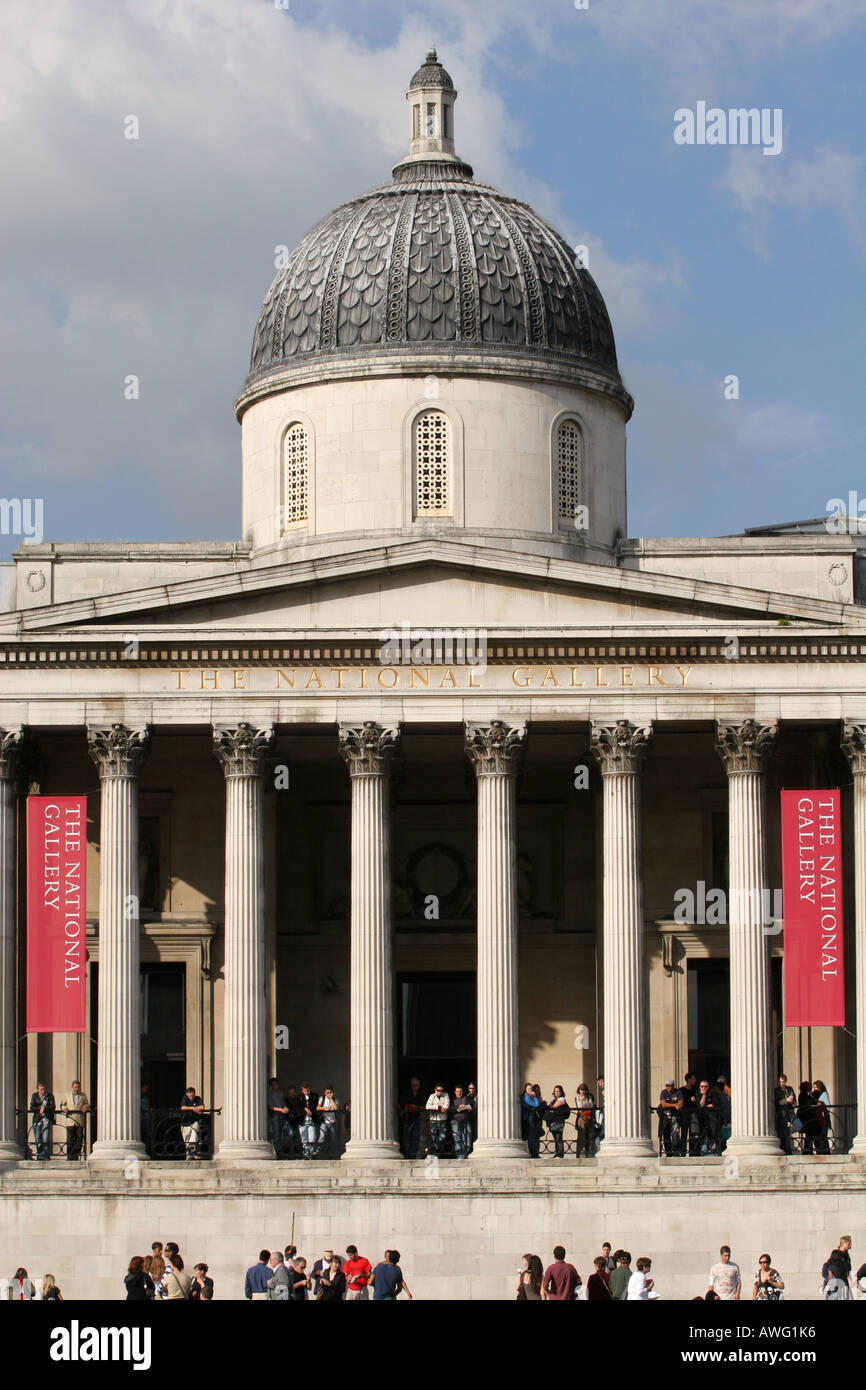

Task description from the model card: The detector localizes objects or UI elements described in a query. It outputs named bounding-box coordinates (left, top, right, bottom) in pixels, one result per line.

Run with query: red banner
left=26, top=796, right=87, bottom=1033
left=781, top=789, right=844, bottom=1027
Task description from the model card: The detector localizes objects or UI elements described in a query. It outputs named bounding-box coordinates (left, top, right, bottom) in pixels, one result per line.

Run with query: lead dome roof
left=241, top=53, right=627, bottom=412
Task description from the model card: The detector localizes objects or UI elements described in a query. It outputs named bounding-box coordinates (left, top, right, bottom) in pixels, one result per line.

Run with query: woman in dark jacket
left=318, top=1257, right=346, bottom=1301
left=125, top=1256, right=154, bottom=1301
left=190, top=1263, right=214, bottom=1300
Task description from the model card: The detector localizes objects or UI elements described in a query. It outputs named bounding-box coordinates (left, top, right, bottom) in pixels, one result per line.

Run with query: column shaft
left=88, top=724, right=149, bottom=1160
left=0, top=731, right=23, bottom=1160
left=466, top=720, right=526, bottom=1160
left=591, top=720, right=654, bottom=1158
left=716, top=719, right=779, bottom=1157
left=340, top=722, right=400, bottom=1161
left=215, top=724, right=273, bottom=1161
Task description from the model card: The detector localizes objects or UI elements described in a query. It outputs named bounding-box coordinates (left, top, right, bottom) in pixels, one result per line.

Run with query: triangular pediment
left=6, top=537, right=864, bottom=639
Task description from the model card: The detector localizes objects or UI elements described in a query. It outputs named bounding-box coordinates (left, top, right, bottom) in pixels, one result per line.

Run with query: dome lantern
left=402, top=47, right=462, bottom=172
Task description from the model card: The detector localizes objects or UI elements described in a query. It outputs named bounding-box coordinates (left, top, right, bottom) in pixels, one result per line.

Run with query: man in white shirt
left=627, top=1257, right=653, bottom=1300
left=708, top=1245, right=741, bottom=1300
left=425, top=1084, right=450, bottom=1156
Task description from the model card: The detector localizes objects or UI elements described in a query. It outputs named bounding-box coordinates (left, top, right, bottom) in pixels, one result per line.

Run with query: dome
left=238, top=53, right=629, bottom=419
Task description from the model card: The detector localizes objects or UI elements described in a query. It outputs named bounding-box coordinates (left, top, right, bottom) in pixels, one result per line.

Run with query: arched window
left=414, top=409, right=450, bottom=517
left=556, top=418, right=583, bottom=525
left=283, top=422, right=309, bottom=526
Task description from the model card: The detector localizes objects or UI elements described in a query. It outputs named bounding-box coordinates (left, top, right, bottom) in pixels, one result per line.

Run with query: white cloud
left=719, top=143, right=865, bottom=251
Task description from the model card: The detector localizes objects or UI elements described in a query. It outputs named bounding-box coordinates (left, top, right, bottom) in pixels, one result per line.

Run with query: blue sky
left=2, top=0, right=864, bottom=558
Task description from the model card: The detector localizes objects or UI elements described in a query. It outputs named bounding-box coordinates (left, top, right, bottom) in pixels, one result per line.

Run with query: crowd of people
left=123, top=1242, right=213, bottom=1300
left=656, top=1072, right=838, bottom=1157
left=244, top=1246, right=410, bottom=1300
left=515, top=1237, right=866, bottom=1302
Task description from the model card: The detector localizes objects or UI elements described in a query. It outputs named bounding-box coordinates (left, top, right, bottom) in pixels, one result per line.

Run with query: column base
left=342, top=1140, right=401, bottom=1163
left=723, top=1135, right=782, bottom=1159
left=598, top=1137, right=656, bottom=1161
left=0, top=1140, right=23, bottom=1162
left=89, top=1140, right=147, bottom=1168
left=847, top=1136, right=866, bottom=1159
left=215, top=1140, right=275, bottom=1165
left=469, top=1138, right=527, bottom=1161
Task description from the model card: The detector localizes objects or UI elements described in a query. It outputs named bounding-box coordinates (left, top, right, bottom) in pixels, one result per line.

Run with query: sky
left=1, top=0, right=864, bottom=558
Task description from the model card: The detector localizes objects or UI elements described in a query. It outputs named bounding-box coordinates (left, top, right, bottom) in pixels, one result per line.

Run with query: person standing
left=677, top=1074, right=700, bottom=1155
left=298, top=1082, right=319, bottom=1159
left=587, top=1256, right=612, bottom=1300
left=774, top=1074, right=796, bottom=1154
left=372, top=1249, right=412, bottom=1301
left=543, top=1246, right=581, bottom=1301
left=450, top=1087, right=472, bottom=1159
left=716, top=1076, right=731, bottom=1149
left=466, top=1082, right=478, bottom=1152
left=823, top=1236, right=853, bottom=1300
left=162, top=1254, right=192, bottom=1300
left=318, top=1256, right=347, bottom=1301
left=125, top=1257, right=154, bottom=1301
left=284, top=1086, right=302, bottom=1158
left=10, top=1269, right=35, bottom=1300
left=400, top=1077, right=425, bottom=1159
left=179, top=1085, right=205, bottom=1160
left=708, top=1246, right=741, bottom=1300
left=546, top=1085, right=569, bottom=1159
left=520, top=1083, right=541, bottom=1158
left=343, top=1245, right=372, bottom=1301
left=316, top=1087, right=340, bottom=1158
left=244, top=1250, right=272, bottom=1301
left=516, top=1254, right=544, bottom=1301
left=266, top=1252, right=291, bottom=1301
left=426, top=1084, right=450, bottom=1156
left=574, top=1083, right=596, bottom=1159
left=627, top=1257, right=654, bottom=1300
left=59, top=1079, right=89, bottom=1161
left=608, top=1251, right=632, bottom=1301
left=600, top=1242, right=616, bottom=1273
left=30, top=1082, right=55, bottom=1160
left=658, top=1080, right=679, bottom=1156
left=595, top=1075, right=605, bottom=1152
left=811, top=1081, right=831, bottom=1153
left=267, top=1077, right=289, bottom=1158
left=311, top=1248, right=341, bottom=1299
left=190, top=1264, right=214, bottom=1300
left=289, top=1257, right=311, bottom=1300
left=753, top=1255, right=784, bottom=1300
left=42, top=1274, right=62, bottom=1301
left=697, top=1080, right=721, bottom=1154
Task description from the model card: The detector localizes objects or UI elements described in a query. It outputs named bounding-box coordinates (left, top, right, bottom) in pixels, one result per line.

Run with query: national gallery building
left=1, top=53, right=864, bottom=1300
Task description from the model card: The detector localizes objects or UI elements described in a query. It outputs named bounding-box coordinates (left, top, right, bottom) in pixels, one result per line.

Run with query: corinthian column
left=842, top=722, right=866, bottom=1157
left=716, top=718, right=780, bottom=1157
left=0, top=729, right=23, bottom=1161
left=214, top=723, right=274, bottom=1161
left=590, top=719, right=654, bottom=1158
left=87, top=723, right=150, bottom=1161
left=465, top=719, right=526, bottom=1159
left=339, top=721, right=401, bottom=1161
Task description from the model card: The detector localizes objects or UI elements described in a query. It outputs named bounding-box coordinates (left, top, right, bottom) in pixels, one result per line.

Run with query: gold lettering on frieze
left=161, top=663, right=706, bottom=692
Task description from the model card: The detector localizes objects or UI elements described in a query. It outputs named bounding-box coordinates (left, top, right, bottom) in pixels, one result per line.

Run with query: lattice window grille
left=283, top=423, right=309, bottom=525
left=557, top=419, right=583, bottom=523
left=414, top=411, right=450, bottom=516
left=426, top=102, right=436, bottom=137
left=413, top=104, right=421, bottom=139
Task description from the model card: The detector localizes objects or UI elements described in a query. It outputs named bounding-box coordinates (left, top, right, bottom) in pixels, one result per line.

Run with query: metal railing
left=271, top=1107, right=350, bottom=1159
left=654, top=1103, right=856, bottom=1157
left=148, top=1108, right=222, bottom=1159
left=16, top=1108, right=93, bottom=1160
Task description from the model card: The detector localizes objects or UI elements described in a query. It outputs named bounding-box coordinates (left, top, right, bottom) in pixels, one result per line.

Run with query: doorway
left=687, top=959, right=730, bottom=1084
left=397, top=971, right=476, bottom=1099
left=140, top=963, right=186, bottom=1107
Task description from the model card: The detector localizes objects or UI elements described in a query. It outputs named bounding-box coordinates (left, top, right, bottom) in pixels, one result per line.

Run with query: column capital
left=841, top=721, right=866, bottom=775
left=87, top=723, right=150, bottom=778
left=715, top=718, right=777, bottom=774
left=339, top=721, right=400, bottom=777
left=464, top=719, right=526, bottom=777
left=0, top=728, right=24, bottom=782
left=590, top=719, right=653, bottom=775
left=213, top=723, right=274, bottom=778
